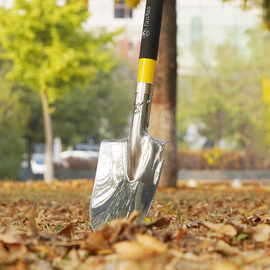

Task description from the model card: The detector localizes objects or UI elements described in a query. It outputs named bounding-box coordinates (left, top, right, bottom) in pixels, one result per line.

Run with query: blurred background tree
left=223, top=0, right=270, bottom=29
left=0, top=0, right=117, bottom=183
left=0, top=81, right=28, bottom=179
left=178, top=26, right=270, bottom=163
left=52, top=65, right=133, bottom=147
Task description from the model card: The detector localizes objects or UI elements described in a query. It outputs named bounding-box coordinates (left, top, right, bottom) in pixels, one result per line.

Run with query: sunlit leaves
left=0, top=84, right=28, bottom=179
left=0, top=0, right=116, bottom=103
left=178, top=28, right=270, bottom=153
left=125, top=0, right=141, bottom=8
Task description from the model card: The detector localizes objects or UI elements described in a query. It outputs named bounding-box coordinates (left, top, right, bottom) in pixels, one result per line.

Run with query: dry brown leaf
left=136, top=234, right=167, bottom=253
left=113, top=241, right=146, bottom=260
left=29, top=203, right=38, bottom=236
left=6, top=243, right=27, bottom=254
left=113, top=234, right=167, bottom=260
left=145, top=216, right=171, bottom=228
left=203, top=222, right=224, bottom=232
left=66, top=248, right=80, bottom=269
left=0, top=242, right=8, bottom=262
left=99, top=218, right=128, bottom=236
left=34, top=245, right=56, bottom=258
left=96, top=249, right=114, bottom=255
left=58, top=222, right=75, bottom=240
left=213, top=260, right=239, bottom=270
left=218, top=224, right=238, bottom=237
left=253, top=224, right=270, bottom=242
left=81, top=231, right=110, bottom=252
left=128, top=210, right=140, bottom=223
left=203, top=222, right=237, bottom=236
left=53, top=240, right=84, bottom=247
left=258, top=214, right=270, bottom=224
left=83, top=256, right=106, bottom=269
left=117, top=261, right=142, bottom=270
left=0, top=232, right=22, bottom=244
left=215, top=240, right=240, bottom=256
left=14, top=259, right=28, bottom=270
left=229, top=221, right=255, bottom=235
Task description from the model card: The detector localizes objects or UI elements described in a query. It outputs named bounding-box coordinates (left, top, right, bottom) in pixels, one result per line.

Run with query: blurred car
left=31, top=153, right=46, bottom=175
left=59, top=150, right=99, bottom=159
left=74, top=143, right=99, bottom=152
left=57, top=150, right=99, bottom=171
left=20, top=153, right=46, bottom=181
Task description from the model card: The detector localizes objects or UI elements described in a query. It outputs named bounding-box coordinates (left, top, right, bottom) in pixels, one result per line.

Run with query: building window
left=191, top=17, right=202, bottom=45
left=114, top=0, right=133, bottom=19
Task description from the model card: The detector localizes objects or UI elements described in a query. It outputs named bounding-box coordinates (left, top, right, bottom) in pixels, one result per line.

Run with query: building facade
left=0, top=0, right=260, bottom=71
left=85, top=0, right=259, bottom=72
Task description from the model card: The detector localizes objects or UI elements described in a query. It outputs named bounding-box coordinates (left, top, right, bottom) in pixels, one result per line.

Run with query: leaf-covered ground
left=1, top=180, right=270, bottom=270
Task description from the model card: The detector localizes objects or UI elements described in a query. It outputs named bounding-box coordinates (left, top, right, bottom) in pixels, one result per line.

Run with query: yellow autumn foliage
left=126, top=0, right=141, bottom=8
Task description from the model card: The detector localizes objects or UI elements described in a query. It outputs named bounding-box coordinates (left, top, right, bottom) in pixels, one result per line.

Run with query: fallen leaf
left=0, top=232, right=22, bottom=244
left=113, top=234, right=167, bottom=260
left=117, top=261, right=142, bottom=270
left=145, top=216, right=171, bottom=228
left=34, top=245, right=56, bottom=258
left=83, top=256, right=106, bottom=269
left=36, top=209, right=44, bottom=223
left=203, top=222, right=223, bottom=232
left=113, top=241, right=146, bottom=260
left=215, top=240, right=240, bottom=256
left=218, top=224, right=238, bottom=237
left=213, top=260, right=239, bottom=270
left=253, top=224, right=270, bottom=242
left=258, top=214, right=270, bottom=224
left=81, top=231, right=110, bottom=253
left=203, top=222, right=237, bottom=236
left=29, top=203, right=38, bottom=236
left=128, top=210, right=140, bottom=222
left=6, top=243, right=27, bottom=254
left=58, top=222, right=75, bottom=240
left=136, top=234, right=167, bottom=253
left=14, top=259, right=28, bottom=270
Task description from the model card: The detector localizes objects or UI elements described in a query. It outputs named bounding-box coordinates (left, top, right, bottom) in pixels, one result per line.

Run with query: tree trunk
left=41, top=92, right=54, bottom=183
left=214, top=109, right=223, bottom=147
left=26, top=138, right=33, bottom=180
left=149, top=0, right=177, bottom=187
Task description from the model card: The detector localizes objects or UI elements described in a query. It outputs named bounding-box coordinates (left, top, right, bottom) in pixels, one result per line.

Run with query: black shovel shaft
left=139, top=0, right=164, bottom=60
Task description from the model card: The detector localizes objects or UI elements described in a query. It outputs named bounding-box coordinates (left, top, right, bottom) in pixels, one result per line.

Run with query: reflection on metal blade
left=90, top=136, right=166, bottom=231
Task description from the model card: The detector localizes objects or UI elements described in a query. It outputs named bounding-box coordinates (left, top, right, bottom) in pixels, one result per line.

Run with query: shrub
left=178, top=148, right=270, bottom=170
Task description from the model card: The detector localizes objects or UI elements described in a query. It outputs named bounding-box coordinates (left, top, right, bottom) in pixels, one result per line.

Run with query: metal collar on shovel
left=90, top=0, right=166, bottom=231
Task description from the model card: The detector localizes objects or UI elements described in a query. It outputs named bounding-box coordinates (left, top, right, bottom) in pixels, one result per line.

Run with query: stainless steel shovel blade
left=90, top=138, right=165, bottom=231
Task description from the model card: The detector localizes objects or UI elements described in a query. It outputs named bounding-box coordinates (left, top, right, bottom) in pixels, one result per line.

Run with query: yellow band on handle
left=137, top=58, right=156, bottom=84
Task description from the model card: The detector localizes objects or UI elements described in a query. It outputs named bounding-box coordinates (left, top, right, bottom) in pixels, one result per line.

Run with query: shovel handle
left=139, top=0, right=164, bottom=60
left=137, top=0, right=163, bottom=84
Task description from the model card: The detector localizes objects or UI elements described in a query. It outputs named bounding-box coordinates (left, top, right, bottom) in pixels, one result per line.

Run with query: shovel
left=90, top=0, right=166, bottom=231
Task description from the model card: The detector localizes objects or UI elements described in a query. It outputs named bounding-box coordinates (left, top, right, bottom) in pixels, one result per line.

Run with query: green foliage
left=16, top=88, right=44, bottom=144
left=0, top=0, right=118, bottom=181
left=0, top=0, right=116, bottom=102
left=222, top=0, right=270, bottom=29
left=52, top=65, right=134, bottom=146
left=0, top=82, right=28, bottom=179
left=178, top=148, right=270, bottom=169
left=178, top=28, right=270, bottom=154
left=95, top=66, right=134, bottom=139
